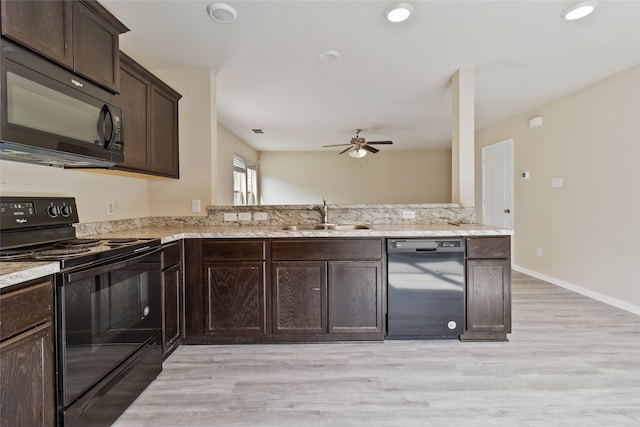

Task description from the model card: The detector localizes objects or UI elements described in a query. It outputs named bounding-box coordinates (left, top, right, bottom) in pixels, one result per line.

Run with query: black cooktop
left=0, top=237, right=161, bottom=269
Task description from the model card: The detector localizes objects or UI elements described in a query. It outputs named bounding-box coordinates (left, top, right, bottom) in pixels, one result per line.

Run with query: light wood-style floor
left=114, top=272, right=640, bottom=426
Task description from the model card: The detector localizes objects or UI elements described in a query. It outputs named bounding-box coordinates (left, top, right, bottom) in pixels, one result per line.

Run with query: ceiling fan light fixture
left=385, top=3, right=413, bottom=23
left=206, top=2, right=238, bottom=23
left=349, top=148, right=368, bottom=158
left=562, top=0, right=598, bottom=20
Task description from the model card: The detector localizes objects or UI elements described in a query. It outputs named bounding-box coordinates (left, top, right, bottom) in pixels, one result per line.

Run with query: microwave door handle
left=97, top=104, right=115, bottom=149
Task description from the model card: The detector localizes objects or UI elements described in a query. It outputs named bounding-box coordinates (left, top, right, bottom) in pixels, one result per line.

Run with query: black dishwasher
left=386, top=238, right=465, bottom=339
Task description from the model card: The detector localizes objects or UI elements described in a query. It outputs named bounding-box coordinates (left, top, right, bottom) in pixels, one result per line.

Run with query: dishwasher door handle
left=416, top=248, right=437, bottom=252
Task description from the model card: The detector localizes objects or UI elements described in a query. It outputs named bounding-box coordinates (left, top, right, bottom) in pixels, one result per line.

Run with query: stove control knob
left=60, top=206, right=73, bottom=217
left=47, top=205, right=59, bottom=218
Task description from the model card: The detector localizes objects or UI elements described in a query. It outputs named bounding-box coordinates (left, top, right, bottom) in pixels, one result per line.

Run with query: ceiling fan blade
left=338, top=146, right=353, bottom=154
left=363, top=145, right=379, bottom=153
left=366, top=140, right=393, bottom=145
left=323, top=143, right=353, bottom=147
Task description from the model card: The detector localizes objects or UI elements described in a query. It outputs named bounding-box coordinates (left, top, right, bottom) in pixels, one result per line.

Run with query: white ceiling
left=101, top=0, right=640, bottom=152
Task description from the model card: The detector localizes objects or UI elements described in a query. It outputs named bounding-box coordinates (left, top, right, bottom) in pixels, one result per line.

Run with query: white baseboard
left=512, top=265, right=640, bottom=316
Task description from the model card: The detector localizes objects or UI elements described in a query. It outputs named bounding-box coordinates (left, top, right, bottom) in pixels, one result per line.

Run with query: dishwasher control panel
left=388, top=239, right=464, bottom=252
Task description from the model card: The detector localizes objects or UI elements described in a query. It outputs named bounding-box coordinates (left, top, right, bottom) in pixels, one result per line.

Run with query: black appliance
left=0, top=197, right=162, bottom=427
left=386, top=238, right=465, bottom=339
left=0, top=39, right=124, bottom=168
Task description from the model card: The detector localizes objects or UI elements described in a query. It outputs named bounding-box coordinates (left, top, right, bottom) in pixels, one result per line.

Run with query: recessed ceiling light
left=318, top=49, right=340, bottom=62
left=385, top=3, right=413, bottom=23
left=562, top=0, right=598, bottom=21
left=206, top=2, right=238, bottom=23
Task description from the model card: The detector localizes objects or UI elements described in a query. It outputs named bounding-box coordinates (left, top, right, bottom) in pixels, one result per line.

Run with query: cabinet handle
left=71, top=78, right=84, bottom=88
left=312, top=288, right=320, bottom=291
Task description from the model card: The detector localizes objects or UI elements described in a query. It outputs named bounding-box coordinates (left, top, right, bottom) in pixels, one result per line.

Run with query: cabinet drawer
left=0, top=280, right=53, bottom=340
left=272, top=239, right=382, bottom=261
left=203, top=240, right=265, bottom=261
left=466, top=237, right=510, bottom=259
left=162, top=242, right=182, bottom=268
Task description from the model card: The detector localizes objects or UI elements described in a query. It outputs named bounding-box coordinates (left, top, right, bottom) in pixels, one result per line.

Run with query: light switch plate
left=254, top=212, right=268, bottom=221
left=238, top=212, right=252, bottom=221
left=106, top=201, right=115, bottom=216
left=191, top=199, right=201, bottom=213
left=402, top=210, right=416, bottom=220
left=223, top=212, right=238, bottom=221
left=551, top=177, right=563, bottom=188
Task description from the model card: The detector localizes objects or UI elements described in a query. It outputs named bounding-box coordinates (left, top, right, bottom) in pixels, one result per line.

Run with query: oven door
left=57, top=248, right=162, bottom=409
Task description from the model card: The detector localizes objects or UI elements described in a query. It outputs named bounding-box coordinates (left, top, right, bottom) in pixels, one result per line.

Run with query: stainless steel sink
left=281, top=224, right=370, bottom=231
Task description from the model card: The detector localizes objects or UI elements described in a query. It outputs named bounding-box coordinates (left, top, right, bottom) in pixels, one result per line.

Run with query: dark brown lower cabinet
left=162, top=241, right=184, bottom=358
left=329, top=262, right=382, bottom=335
left=204, top=261, right=267, bottom=336
left=273, top=262, right=327, bottom=334
left=184, top=238, right=384, bottom=343
left=184, top=239, right=268, bottom=343
left=272, top=239, right=384, bottom=341
left=461, top=237, right=512, bottom=341
left=0, top=279, right=55, bottom=426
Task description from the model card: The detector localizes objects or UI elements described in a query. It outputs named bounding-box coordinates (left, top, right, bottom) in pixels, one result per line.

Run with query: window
left=233, top=154, right=257, bottom=205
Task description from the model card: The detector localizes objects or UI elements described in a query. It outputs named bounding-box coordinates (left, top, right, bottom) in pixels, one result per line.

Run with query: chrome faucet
left=319, top=198, right=330, bottom=225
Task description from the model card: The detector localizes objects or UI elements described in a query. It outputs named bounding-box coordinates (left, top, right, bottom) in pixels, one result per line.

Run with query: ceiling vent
left=251, top=128, right=264, bottom=134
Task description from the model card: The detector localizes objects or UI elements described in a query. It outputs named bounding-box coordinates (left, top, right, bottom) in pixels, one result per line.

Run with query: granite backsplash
left=75, top=204, right=475, bottom=236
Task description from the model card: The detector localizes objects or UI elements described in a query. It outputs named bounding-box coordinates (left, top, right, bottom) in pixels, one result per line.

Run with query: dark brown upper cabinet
left=1, top=0, right=129, bottom=93
left=113, top=52, right=181, bottom=178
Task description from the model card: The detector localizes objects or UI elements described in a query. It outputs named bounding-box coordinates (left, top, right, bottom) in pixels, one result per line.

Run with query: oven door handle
left=64, top=246, right=163, bottom=283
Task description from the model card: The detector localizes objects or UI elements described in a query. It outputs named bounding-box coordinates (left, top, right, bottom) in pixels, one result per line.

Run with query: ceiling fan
left=323, top=129, right=393, bottom=158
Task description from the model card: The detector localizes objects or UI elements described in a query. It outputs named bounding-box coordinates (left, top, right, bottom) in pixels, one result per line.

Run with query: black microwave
left=0, top=39, right=124, bottom=168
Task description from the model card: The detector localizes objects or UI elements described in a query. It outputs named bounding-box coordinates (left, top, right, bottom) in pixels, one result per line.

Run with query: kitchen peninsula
left=2, top=204, right=513, bottom=345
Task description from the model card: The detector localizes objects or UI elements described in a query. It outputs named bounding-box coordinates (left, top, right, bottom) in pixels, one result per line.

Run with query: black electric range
left=0, top=196, right=160, bottom=270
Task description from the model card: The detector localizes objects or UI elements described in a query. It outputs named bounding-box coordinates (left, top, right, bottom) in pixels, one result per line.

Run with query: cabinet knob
left=504, top=209, right=511, bottom=214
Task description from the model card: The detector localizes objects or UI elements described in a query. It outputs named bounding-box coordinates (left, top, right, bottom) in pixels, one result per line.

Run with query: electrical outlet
left=223, top=213, right=238, bottom=222
left=238, top=212, right=251, bottom=221
left=536, top=248, right=542, bottom=257
left=106, top=201, right=115, bottom=216
left=402, top=210, right=416, bottom=220
left=254, top=212, right=268, bottom=221
left=191, top=199, right=201, bottom=213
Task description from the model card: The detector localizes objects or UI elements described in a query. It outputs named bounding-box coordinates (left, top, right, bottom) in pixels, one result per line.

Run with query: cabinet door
left=117, top=59, right=150, bottom=170
left=1, top=0, right=73, bottom=68
left=0, top=323, right=55, bottom=427
left=150, top=85, right=179, bottom=178
left=464, top=259, right=511, bottom=335
left=162, top=263, right=182, bottom=356
left=329, top=261, right=383, bottom=335
left=72, top=1, right=120, bottom=92
left=273, top=262, right=327, bottom=334
left=204, top=262, right=267, bottom=336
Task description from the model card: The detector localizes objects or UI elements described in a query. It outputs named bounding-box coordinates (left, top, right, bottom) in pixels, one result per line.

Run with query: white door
left=482, top=139, right=513, bottom=229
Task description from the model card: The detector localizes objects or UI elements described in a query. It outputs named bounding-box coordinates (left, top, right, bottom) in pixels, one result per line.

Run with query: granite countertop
left=0, top=261, right=60, bottom=290
left=0, top=223, right=511, bottom=289
left=88, top=223, right=512, bottom=243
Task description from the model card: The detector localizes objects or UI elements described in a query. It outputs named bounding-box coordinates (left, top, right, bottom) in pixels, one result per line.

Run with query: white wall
left=0, top=161, right=150, bottom=223
left=217, top=125, right=258, bottom=205
left=259, top=150, right=451, bottom=205
left=475, top=65, right=640, bottom=309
